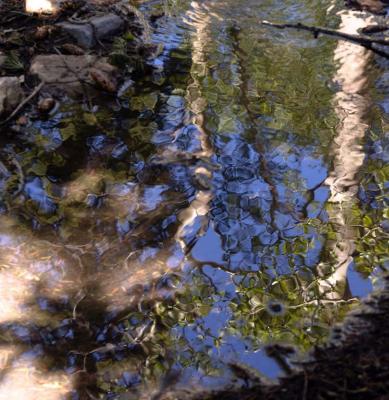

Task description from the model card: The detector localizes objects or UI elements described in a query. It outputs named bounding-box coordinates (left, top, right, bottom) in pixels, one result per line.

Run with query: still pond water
left=0, top=0, right=388, bottom=398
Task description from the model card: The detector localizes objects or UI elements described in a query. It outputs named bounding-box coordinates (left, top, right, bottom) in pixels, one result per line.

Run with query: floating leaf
left=123, top=32, right=135, bottom=41
left=217, top=115, right=236, bottom=133
left=89, top=68, right=117, bottom=93
left=29, top=161, right=47, bottom=176
left=131, top=92, right=158, bottom=112
left=363, top=215, right=373, bottom=228
left=83, top=113, right=98, bottom=126
left=61, top=123, right=76, bottom=141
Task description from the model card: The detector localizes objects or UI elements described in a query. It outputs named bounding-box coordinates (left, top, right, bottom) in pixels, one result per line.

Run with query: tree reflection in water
left=319, top=7, right=374, bottom=299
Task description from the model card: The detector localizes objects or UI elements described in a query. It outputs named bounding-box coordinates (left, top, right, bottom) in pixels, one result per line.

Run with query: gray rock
left=58, top=22, right=94, bottom=48
left=91, top=14, right=124, bottom=40
left=30, top=54, right=97, bottom=85
left=0, top=77, right=24, bottom=116
left=58, top=14, right=124, bottom=49
left=29, top=55, right=117, bottom=95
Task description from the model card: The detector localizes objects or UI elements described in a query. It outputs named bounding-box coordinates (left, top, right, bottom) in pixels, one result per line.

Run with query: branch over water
left=261, top=20, right=389, bottom=58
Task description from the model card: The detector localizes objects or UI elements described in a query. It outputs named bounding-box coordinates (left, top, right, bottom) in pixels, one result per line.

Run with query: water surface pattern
left=0, top=0, right=388, bottom=398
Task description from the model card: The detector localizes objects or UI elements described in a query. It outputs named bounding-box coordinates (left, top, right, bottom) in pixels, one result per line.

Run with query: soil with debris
left=0, top=0, right=159, bottom=122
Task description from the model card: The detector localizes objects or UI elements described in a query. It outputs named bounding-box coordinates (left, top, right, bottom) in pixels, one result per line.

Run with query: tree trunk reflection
left=319, top=9, right=374, bottom=299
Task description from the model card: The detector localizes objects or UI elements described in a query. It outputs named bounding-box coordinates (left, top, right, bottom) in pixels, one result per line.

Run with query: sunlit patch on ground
left=25, top=0, right=56, bottom=13
left=0, top=346, right=72, bottom=400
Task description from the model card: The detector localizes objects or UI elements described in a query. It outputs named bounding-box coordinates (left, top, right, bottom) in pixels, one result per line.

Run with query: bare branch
left=0, top=81, right=44, bottom=126
left=261, top=20, right=389, bottom=58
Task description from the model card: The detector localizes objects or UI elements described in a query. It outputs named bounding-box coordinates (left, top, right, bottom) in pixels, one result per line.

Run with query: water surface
left=0, top=0, right=388, bottom=398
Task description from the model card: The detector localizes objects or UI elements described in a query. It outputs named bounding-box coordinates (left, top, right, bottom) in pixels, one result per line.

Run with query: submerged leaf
left=131, top=92, right=158, bottom=112
left=89, top=68, right=117, bottom=93
left=29, top=161, right=47, bottom=176
left=83, top=113, right=98, bottom=126
left=61, top=123, right=76, bottom=141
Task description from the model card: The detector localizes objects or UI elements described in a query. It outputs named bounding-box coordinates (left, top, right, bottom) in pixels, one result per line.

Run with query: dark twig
left=261, top=20, right=389, bottom=46
left=0, top=81, right=45, bottom=126
left=261, top=20, right=389, bottom=58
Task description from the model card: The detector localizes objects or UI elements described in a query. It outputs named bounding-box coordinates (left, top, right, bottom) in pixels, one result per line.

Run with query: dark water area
left=0, top=0, right=388, bottom=398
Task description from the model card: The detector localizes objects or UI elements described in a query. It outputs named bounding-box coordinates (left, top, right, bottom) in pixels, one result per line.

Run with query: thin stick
left=0, top=81, right=44, bottom=126
left=261, top=20, right=389, bottom=58
left=262, top=20, right=389, bottom=46
left=10, top=157, right=24, bottom=197
left=303, top=370, right=309, bottom=400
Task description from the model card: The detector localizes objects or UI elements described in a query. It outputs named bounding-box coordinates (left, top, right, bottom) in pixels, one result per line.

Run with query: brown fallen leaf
left=34, top=25, right=54, bottom=40
left=61, top=43, right=85, bottom=55
left=89, top=68, right=117, bottom=93
left=16, top=115, right=28, bottom=126
left=38, top=98, right=56, bottom=113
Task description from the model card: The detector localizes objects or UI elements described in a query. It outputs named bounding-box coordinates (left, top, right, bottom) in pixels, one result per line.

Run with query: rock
left=91, top=14, right=124, bottom=39
left=29, top=55, right=117, bottom=95
left=0, top=77, right=24, bottom=116
left=30, top=54, right=96, bottom=85
left=61, top=43, right=85, bottom=55
left=58, top=22, right=94, bottom=48
left=58, top=13, right=124, bottom=49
